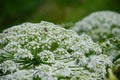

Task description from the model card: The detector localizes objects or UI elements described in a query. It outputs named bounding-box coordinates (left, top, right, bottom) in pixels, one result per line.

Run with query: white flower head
left=72, top=51, right=88, bottom=66
left=38, top=50, right=55, bottom=63
left=52, top=62, right=71, bottom=77
left=54, top=48, right=70, bottom=59
left=34, top=64, right=52, bottom=78
left=0, top=60, right=17, bottom=73
left=0, top=70, right=33, bottom=80
left=112, top=28, right=120, bottom=37
left=72, top=11, right=120, bottom=42
left=14, top=49, right=33, bottom=60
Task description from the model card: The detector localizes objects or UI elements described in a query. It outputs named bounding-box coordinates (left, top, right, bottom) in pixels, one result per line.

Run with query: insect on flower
left=44, top=27, right=48, bottom=32
left=4, top=31, right=8, bottom=33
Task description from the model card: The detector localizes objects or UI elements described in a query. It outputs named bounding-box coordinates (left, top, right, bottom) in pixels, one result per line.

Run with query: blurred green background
left=0, top=0, right=120, bottom=32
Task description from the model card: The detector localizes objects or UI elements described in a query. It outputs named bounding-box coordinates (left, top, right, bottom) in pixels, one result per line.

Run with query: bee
left=44, top=27, right=48, bottom=32
left=4, top=31, right=8, bottom=33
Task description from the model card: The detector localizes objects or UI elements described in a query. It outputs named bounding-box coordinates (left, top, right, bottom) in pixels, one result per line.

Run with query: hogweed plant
left=0, top=21, right=112, bottom=80
left=71, top=11, right=120, bottom=79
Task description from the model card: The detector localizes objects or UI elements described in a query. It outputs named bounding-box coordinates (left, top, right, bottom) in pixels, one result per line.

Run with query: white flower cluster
left=0, top=70, right=33, bottom=80
left=14, top=49, right=33, bottom=60
left=0, top=60, right=17, bottom=73
left=71, top=11, right=120, bottom=79
left=72, top=11, right=120, bottom=42
left=38, top=50, right=55, bottom=63
left=0, top=21, right=112, bottom=80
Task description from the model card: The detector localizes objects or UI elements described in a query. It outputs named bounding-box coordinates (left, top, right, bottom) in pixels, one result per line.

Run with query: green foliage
left=0, top=0, right=44, bottom=32
left=1, top=0, right=120, bottom=32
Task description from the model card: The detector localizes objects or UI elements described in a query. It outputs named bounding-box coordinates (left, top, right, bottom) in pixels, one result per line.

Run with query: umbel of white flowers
left=72, top=11, right=120, bottom=42
left=71, top=11, right=120, bottom=79
left=0, top=21, right=112, bottom=80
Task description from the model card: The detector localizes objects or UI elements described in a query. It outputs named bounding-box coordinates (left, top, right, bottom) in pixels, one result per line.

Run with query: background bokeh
left=0, top=0, right=120, bottom=32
